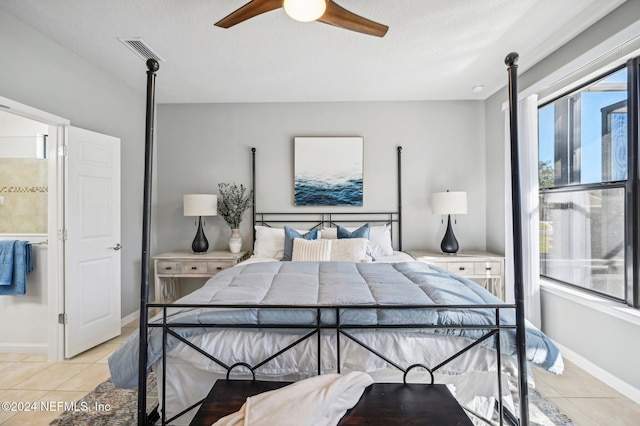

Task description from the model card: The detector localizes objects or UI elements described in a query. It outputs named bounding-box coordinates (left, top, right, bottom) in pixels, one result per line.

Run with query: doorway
left=0, top=95, right=121, bottom=360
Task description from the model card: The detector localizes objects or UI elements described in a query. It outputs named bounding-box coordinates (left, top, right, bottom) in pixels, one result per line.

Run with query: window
left=538, top=61, right=639, bottom=305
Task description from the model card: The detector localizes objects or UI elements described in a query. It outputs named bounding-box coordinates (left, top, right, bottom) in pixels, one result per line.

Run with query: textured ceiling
left=0, top=0, right=627, bottom=103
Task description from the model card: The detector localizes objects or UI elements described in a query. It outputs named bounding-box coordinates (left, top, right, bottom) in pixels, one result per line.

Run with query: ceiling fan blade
left=215, top=0, right=283, bottom=29
left=318, top=1, right=388, bottom=37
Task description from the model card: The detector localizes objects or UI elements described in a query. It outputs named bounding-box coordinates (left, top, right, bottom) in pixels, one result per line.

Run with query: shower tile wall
left=0, top=158, right=48, bottom=233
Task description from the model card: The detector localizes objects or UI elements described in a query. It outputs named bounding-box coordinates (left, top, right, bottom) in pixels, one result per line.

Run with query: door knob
left=111, top=243, right=122, bottom=250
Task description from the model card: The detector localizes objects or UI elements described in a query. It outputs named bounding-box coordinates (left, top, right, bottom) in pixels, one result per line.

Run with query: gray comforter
left=109, top=261, right=563, bottom=388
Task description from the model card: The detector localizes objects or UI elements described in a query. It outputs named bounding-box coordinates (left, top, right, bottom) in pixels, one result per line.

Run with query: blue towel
left=0, top=241, right=33, bottom=296
left=0, top=240, right=17, bottom=286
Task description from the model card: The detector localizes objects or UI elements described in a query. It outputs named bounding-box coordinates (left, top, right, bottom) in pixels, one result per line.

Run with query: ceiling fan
left=215, top=0, right=389, bottom=38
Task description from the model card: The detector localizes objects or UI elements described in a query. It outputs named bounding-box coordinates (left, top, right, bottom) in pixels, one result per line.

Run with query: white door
left=65, top=126, right=121, bottom=358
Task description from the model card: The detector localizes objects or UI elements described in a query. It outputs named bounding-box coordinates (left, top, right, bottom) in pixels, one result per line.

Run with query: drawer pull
left=191, top=266, right=198, bottom=270
left=485, top=267, right=492, bottom=271
left=216, top=267, right=223, bottom=270
left=459, top=267, right=465, bottom=271
left=165, top=267, right=172, bottom=270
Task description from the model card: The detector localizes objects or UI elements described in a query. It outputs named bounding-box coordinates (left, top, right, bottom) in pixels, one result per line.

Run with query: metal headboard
left=250, top=146, right=403, bottom=251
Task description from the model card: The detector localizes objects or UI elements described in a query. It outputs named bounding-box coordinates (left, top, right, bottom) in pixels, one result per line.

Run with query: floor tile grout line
left=10, top=362, right=93, bottom=392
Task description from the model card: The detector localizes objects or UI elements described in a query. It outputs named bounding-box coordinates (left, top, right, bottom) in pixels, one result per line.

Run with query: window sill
left=540, top=279, right=640, bottom=327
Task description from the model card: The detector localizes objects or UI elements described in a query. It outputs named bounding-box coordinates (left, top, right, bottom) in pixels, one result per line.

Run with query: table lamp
left=184, top=194, right=217, bottom=254
left=431, top=190, right=467, bottom=254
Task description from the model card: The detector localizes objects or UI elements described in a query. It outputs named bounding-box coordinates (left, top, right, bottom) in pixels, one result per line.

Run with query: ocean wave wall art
left=294, top=137, right=363, bottom=206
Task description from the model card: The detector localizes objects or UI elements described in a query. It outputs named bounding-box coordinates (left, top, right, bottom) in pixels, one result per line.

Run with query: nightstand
left=153, top=250, right=248, bottom=303
left=406, top=250, right=505, bottom=300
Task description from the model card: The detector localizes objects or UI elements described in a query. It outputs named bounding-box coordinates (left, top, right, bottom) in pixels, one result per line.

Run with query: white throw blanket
left=212, top=372, right=374, bottom=426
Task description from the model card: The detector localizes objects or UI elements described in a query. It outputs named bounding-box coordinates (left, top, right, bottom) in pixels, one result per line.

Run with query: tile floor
left=532, top=360, right=640, bottom=425
left=1, top=322, right=640, bottom=425
left=0, top=322, right=136, bottom=426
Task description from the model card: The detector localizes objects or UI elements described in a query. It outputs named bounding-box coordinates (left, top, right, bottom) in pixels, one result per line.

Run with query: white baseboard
left=556, top=342, right=640, bottom=404
left=0, top=343, right=47, bottom=354
left=121, top=310, right=140, bottom=328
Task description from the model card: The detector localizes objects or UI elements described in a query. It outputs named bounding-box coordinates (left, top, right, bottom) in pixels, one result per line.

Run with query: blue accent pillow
left=337, top=223, right=370, bottom=240
left=283, top=226, right=319, bottom=261
left=337, top=223, right=375, bottom=261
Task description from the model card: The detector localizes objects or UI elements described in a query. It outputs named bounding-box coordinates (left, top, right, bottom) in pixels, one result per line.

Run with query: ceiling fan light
left=284, top=0, right=326, bottom=22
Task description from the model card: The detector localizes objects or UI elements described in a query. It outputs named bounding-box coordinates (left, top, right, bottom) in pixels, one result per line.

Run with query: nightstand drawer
left=153, top=250, right=248, bottom=303
left=182, top=261, right=209, bottom=274
left=157, top=261, right=182, bottom=273
left=447, top=262, right=475, bottom=275
left=208, top=261, right=233, bottom=273
left=406, top=250, right=505, bottom=301
left=474, top=261, right=501, bottom=276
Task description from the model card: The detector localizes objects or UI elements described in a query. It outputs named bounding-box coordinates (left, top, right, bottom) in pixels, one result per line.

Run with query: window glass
left=538, top=104, right=555, bottom=189
left=538, top=67, right=628, bottom=301
left=580, top=70, right=627, bottom=184
left=538, top=68, right=627, bottom=188
left=540, top=188, right=625, bottom=299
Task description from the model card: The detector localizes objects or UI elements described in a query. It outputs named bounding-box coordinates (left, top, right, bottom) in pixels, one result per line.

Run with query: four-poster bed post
left=506, top=52, right=530, bottom=426
left=138, top=58, right=159, bottom=426
left=397, top=146, right=403, bottom=250
left=251, top=147, right=256, bottom=245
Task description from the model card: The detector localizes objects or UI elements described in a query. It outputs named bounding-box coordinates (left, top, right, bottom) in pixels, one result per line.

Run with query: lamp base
left=192, top=216, right=209, bottom=254
left=440, top=214, right=459, bottom=254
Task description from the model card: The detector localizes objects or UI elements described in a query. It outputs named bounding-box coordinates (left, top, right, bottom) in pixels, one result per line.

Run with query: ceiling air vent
left=118, top=38, right=165, bottom=62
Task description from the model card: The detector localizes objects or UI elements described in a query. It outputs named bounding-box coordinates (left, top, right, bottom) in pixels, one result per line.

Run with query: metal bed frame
left=145, top=302, right=517, bottom=425
left=136, top=53, right=529, bottom=425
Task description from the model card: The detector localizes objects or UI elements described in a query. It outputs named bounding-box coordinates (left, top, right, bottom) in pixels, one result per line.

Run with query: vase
left=229, top=228, right=242, bottom=253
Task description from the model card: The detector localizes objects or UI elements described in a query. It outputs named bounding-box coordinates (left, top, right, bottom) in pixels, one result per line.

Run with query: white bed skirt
left=152, top=330, right=520, bottom=425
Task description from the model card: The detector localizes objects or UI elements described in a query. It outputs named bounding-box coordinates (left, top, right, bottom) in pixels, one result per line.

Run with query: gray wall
left=0, top=10, right=148, bottom=318
left=156, top=101, right=487, bottom=258
left=484, top=1, right=640, bottom=394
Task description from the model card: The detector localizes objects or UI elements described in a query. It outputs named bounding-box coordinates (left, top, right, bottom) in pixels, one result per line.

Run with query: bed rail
left=253, top=211, right=402, bottom=251
left=146, top=301, right=517, bottom=425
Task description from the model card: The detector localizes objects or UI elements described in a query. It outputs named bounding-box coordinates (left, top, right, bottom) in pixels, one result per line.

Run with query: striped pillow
left=291, top=239, right=332, bottom=261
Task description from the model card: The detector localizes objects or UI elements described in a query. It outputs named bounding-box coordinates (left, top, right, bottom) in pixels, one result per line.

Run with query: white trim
left=121, top=310, right=140, bottom=328
left=0, top=96, right=69, bottom=126
left=0, top=343, right=48, bottom=354
left=554, top=341, right=640, bottom=405
left=532, top=23, right=640, bottom=104
left=52, top=125, right=66, bottom=361
left=541, top=280, right=640, bottom=327
left=500, top=18, right=640, bottom=110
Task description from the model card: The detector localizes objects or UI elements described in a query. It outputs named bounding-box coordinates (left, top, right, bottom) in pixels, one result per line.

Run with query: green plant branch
left=217, top=182, right=253, bottom=229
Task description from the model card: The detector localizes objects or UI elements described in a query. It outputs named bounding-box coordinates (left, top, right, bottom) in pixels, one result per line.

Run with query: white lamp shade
left=183, top=194, right=217, bottom=217
left=284, top=0, right=327, bottom=22
left=431, top=191, right=467, bottom=215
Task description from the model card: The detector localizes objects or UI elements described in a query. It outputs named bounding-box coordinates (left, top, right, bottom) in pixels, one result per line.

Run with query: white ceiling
left=0, top=0, right=627, bottom=103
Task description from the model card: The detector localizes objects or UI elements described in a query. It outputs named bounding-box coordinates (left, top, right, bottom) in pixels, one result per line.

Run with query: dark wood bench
left=190, top=380, right=473, bottom=425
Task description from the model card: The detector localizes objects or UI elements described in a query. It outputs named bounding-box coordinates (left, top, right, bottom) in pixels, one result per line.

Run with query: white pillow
left=253, top=226, right=285, bottom=259
left=369, top=224, right=394, bottom=257
left=292, top=239, right=332, bottom=261
left=330, top=238, right=371, bottom=263
left=253, top=226, right=317, bottom=259
left=320, top=224, right=393, bottom=258
left=319, top=227, right=338, bottom=239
